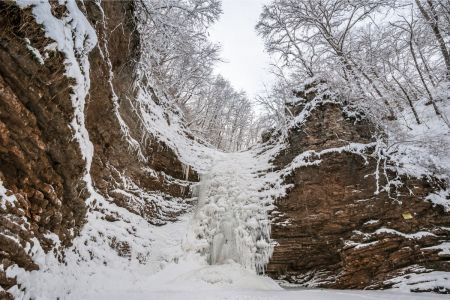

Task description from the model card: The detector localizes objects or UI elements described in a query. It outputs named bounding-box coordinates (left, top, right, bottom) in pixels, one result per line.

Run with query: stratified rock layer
left=267, top=86, right=450, bottom=292
left=0, top=3, right=87, bottom=282
left=0, top=1, right=197, bottom=297
left=83, top=1, right=197, bottom=224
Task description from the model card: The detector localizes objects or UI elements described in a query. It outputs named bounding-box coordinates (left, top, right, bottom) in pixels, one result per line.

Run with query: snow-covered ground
left=66, top=259, right=447, bottom=300
left=87, top=287, right=447, bottom=300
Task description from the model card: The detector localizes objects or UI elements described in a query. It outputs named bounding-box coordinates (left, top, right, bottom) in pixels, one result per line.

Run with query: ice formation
left=184, top=151, right=276, bottom=273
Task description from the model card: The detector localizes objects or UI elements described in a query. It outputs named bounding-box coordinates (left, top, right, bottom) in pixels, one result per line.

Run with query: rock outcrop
left=266, top=82, right=450, bottom=292
left=0, top=1, right=198, bottom=297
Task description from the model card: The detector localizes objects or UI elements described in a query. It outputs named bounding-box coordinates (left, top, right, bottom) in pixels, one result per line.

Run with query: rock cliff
left=266, top=82, right=450, bottom=293
left=0, top=1, right=199, bottom=298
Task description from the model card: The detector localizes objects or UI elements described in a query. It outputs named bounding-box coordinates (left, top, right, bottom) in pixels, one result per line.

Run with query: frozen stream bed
left=74, top=259, right=446, bottom=300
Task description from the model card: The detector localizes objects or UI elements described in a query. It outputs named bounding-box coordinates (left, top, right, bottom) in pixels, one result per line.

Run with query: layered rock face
left=83, top=1, right=197, bottom=223
left=267, top=84, right=450, bottom=292
left=0, top=1, right=197, bottom=297
left=0, top=2, right=89, bottom=284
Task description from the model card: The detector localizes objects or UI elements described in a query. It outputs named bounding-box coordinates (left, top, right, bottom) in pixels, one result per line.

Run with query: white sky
left=209, top=0, right=274, bottom=100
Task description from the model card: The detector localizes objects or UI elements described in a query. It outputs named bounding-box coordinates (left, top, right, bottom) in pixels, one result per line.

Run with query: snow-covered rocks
left=265, top=82, right=450, bottom=292
left=0, top=1, right=205, bottom=298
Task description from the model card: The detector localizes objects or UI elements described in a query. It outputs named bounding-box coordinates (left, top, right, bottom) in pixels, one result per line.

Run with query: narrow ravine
left=2, top=0, right=450, bottom=299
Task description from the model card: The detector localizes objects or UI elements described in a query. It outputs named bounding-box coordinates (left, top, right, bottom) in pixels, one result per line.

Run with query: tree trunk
left=415, top=0, right=450, bottom=79
left=410, top=34, right=450, bottom=128
left=392, top=75, right=421, bottom=125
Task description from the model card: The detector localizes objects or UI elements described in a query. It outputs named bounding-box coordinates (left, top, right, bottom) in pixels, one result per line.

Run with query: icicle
left=181, top=163, right=190, bottom=181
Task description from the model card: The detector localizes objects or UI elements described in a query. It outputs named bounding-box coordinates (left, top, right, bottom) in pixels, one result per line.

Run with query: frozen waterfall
left=184, top=151, right=274, bottom=273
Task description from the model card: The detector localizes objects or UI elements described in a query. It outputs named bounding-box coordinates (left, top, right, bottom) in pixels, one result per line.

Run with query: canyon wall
left=266, top=83, right=450, bottom=293
left=0, top=1, right=198, bottom=297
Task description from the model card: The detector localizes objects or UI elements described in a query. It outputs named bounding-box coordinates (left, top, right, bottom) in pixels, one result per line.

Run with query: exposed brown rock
left=2, top=0, right=449, bottom=297
left=266, top=86, right=450, bottom=292
left=0, top=4, right=88, bottom=290
left=0, top=1, right=198, bottom=296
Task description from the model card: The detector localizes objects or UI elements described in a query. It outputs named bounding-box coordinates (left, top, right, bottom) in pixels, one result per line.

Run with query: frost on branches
left=257, top=0, right=450, bottom=187
left=135, top=0, right=264, bottom=151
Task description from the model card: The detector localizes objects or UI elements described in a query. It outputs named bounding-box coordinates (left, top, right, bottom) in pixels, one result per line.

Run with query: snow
left=386, top=268, right=450, bottom=294
left=108, top=168, right=190, bottom=224
left=426, top=189, right=450, bottom=212
left=94, top=1, right=146, bottom=162
left=363, top=219, right=380, bottom=225
left=345, top=240, right=380, bottom=249
left=4, top=126, right=447, bottom=300
left=0, top=180, right=16, bottom=210
left=284, top=142, right=375, bottom=174
left=115, top=289, right=445, bottom=300
left=285, top=79, right=450, bottom=202
left=132, top=83, right=218, bottom=173
left=24, top=38, right=44, bottom=64
left=290, top=96, right=337, bottom=129
left=384, top=86, right=450, bottom=182
left=424, top=242, right=450, bottom=256
left=374, top=228, right=436, bottom=239
left=6, top=149, right=447, bottom=299
left=16, top=0, right=97, bottom=171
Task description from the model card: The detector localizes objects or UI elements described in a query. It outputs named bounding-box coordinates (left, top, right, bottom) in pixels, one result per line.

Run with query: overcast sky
left=209, top=0, right=274, bottom=100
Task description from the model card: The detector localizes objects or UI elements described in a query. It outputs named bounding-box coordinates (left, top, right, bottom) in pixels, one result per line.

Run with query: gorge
left=0, top=0, right=449, bottom=299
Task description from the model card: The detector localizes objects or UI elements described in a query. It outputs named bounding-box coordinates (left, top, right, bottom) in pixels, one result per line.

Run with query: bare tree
left=135, top=0, right=261, bottom=150
left=415, top=0, right=450, bottom=78
left=256, top=0, right=398, bottom=119
left=257, top=0, right=450, bottom=131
